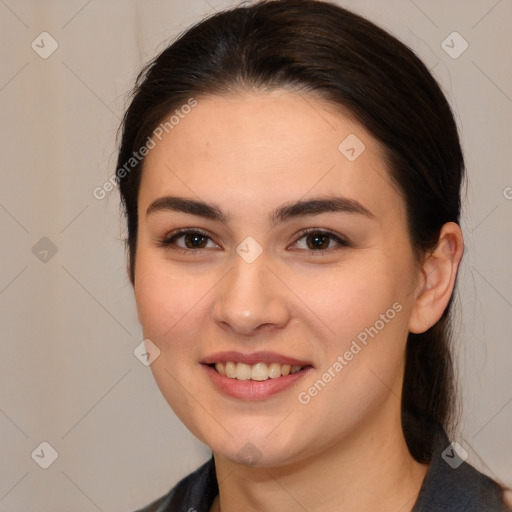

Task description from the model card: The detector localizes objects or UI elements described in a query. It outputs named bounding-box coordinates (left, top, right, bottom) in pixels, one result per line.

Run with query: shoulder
left=413, top=427, right=510, bottom=512
left=132, top=457, right=218, bottom=512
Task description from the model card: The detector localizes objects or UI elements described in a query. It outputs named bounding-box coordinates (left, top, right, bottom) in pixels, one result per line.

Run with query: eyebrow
left=146, top=195, right=375, bottom=225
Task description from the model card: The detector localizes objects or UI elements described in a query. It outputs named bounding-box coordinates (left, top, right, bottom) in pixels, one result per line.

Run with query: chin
left=202, top=423, right=310, bottom=468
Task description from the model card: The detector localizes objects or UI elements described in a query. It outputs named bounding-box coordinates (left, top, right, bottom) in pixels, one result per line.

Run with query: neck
left=210, top=402, right=428, bottom=512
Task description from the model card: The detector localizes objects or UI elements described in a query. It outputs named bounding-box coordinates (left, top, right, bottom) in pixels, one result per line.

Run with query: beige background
left=0, top=0, right=511, bottom=510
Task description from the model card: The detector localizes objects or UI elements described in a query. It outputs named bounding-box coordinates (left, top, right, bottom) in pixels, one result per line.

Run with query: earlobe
left=408, top=222, right=464, bottom=334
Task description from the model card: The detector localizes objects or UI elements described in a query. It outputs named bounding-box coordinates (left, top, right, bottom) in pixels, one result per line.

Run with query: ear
left=408, top=222, right=464, bottom=334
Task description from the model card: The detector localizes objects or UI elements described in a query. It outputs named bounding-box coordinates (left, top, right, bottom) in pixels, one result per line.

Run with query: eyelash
left=158, top=227, right=350, bottom=255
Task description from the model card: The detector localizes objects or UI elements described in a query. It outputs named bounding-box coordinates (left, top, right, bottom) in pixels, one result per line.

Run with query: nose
left=212, top=253, right=290, bottom=337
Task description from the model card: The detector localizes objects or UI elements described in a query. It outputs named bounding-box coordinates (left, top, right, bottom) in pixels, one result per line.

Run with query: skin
left=132, top=89, right=464, bottom=512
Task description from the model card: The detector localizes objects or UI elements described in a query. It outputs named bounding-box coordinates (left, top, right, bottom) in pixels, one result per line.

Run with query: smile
left=211, top=361, right=305, bottom=381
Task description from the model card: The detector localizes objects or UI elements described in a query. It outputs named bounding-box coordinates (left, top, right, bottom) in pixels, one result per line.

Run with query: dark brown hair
left=117, top=0, right=464, bottom=463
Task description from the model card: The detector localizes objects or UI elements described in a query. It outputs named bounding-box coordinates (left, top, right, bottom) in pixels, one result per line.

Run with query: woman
left=116, top=1, right=510, bottom=510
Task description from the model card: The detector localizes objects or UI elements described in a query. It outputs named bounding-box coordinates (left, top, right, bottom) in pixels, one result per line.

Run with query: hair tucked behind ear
left=117, top=0, right=465, bottom=463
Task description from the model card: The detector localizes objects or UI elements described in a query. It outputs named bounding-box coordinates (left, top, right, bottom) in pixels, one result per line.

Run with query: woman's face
left=134, top=90, right=422, bottom=466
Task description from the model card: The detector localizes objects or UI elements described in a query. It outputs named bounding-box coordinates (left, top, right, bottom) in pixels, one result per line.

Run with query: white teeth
left=251, top=363, right=269, bottom=381
left=213, top=361, right=304, bottom=380
left=236, top=363, right=252, bottom=380
left=225, top=361, right=236, bottom=378
left=268, top=362, right=282, bottom=379
left=215, top=362, right=225, bottom=376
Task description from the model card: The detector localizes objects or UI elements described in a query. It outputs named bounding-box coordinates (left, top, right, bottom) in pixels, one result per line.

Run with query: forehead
left=139, top=90, right=403, bottom=224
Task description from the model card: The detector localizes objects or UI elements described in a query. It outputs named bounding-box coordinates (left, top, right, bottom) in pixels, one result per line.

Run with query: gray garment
left=134, top=427, right=508, bottom=512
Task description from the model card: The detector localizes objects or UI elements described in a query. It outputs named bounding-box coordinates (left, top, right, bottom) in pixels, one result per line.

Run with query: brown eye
left=180, top=232, right=209, bottom=249
left=293, top=229, right=350, bottom=252
left=305, top=233, right=330, bottom=250
left=159, top=229, right=218, bottom=253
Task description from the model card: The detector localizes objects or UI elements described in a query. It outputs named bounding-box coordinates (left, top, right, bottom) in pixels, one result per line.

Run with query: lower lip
left=202, top=364, right=312, bottom=400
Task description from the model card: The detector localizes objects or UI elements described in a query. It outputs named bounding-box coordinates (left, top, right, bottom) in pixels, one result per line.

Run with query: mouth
left=207, top=361, right=311, bottom=381
left=202, top=356, right=313, bottom=400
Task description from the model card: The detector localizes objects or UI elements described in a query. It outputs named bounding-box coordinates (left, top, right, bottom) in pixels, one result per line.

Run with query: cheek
left=294, top=281, right=408, bottom=441
left=133, top=256, right=213, bottom=437
left=134, top=253, right=205, bottom=342
left=298, top=257, right=407, bottom=344
left=292, top=256, right=410, bottom=401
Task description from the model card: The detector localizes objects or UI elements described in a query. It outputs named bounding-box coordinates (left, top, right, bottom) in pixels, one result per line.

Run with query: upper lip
left=201, top=351, right=313, bottom=367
